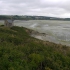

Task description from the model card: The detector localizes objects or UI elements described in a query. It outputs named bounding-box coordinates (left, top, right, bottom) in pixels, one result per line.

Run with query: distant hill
left=0, top=25, right=70, bottom=70
left=0, top=15, right=70, bottom=21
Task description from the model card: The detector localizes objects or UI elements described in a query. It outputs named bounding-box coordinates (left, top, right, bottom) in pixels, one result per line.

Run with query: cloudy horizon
left=0, top=0, right=70, bottom=18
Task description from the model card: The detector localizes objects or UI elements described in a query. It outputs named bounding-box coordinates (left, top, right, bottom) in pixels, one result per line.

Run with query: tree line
left=0, top=15, right=70, bottom=20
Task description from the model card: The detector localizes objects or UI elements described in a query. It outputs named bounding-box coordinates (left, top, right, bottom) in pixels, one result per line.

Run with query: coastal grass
left=0, top=26, right=70, bottom=70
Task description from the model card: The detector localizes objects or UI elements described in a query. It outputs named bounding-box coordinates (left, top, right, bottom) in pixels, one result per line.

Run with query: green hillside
left=0, top=25, right=70, bottom=70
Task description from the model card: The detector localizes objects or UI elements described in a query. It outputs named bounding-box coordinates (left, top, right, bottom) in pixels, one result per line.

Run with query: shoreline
left=25, top=28, right=70, bottom=47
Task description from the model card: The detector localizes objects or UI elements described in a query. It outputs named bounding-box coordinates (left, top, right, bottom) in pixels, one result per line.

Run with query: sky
left=0, top=0, right=70, bottom=18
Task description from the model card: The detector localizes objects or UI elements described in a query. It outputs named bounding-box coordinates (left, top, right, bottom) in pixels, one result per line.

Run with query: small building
left=4, top=19, right=14, bottom=27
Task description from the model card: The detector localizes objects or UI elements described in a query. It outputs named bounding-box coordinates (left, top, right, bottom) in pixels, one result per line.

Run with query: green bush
left=0, top=26, right=70, bottom=70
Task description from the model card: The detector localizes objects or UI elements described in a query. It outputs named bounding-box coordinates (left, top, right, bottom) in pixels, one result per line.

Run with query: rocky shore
left=25, top=28, right=70, bottom=46
left=25, top=29, right=47, bottom=36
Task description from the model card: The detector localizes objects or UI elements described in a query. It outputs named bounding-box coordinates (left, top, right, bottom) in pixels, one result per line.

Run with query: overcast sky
left=0, top=0, right=70, bottom=18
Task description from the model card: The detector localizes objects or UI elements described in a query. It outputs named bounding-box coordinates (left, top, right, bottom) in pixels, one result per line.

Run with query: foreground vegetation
left=0, top=26, right=70, bottom=70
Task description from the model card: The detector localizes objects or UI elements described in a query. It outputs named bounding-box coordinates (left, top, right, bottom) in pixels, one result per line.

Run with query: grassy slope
left=0, top=26, right=70, bottom=70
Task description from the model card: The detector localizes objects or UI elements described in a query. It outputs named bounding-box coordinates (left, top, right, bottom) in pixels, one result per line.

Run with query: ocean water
left=1, top=20, right=70, bottom=46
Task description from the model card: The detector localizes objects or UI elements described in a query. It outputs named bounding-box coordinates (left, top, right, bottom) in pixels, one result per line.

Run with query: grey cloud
left=0, top=0, right=70, bottom=17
